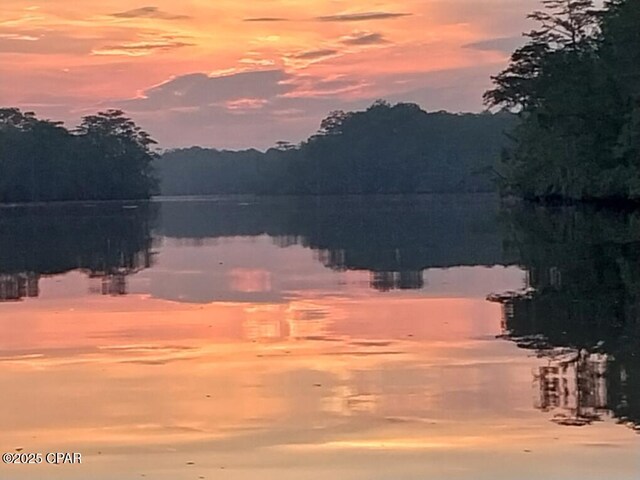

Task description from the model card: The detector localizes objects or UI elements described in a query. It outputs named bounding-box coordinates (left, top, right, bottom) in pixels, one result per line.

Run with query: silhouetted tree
left=486, top=0, right=640, bottom=201
left=156, top=102, right=516, bottom=195
left=0, top=109, right=158, bottom=203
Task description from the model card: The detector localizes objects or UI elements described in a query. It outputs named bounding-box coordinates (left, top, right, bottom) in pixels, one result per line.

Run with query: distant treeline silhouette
left=157, top=101, right=515, bottom=195
left=0, top=109, right=158, bottom=203
left=486, top=0, right=640, bottom=202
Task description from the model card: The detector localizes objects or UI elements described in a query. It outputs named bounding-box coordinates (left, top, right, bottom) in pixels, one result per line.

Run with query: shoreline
left=2, top=191, right=639, bottom=210
left=0, top=191, right=500, bottom=208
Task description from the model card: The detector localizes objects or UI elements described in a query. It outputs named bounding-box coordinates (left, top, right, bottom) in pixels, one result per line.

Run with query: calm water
left=0, top=194, right=638, bottom=479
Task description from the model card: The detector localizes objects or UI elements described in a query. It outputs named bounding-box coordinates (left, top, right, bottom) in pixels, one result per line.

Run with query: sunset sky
left=0, top=1, right=538, bottom=149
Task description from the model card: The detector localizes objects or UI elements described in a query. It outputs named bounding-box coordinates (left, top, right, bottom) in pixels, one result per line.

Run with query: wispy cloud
left=243, top=17, right=288, bottom=23
left=283, top=74, right=369, bottom=98
left=463, top=36, right=524, bottom=54
left=292, top=49, right=339, bottom=60
left=0, top=31, right=97, bottom=54
left=239, top=58, right=276, bottom=67
left=0, top=14, right=46, bottom=27
left=0, top=33, right=39, bottom=41
left=225, top=98, right=269, bottom=111
left=316, top=12, right=411, bottom=22
left=110, top=6, right=190, bottom=20
left=341, top=32, right=389, bottom=46
left=92, top=40, right=193, bottom=57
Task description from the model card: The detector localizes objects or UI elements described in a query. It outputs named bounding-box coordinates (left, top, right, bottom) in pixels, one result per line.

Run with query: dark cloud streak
left=95, top=40, right=194, bottom=54
left=111, top=6, right=190, bottom=20
left=341, top=32, right=389, bottom=46
left=292, top=49, right=339, bottom=60
left=463, top=35, right=525, bottom=53
left=316, top=12, right=411, bottom=22
left=243, top=17, right=289, bottom=22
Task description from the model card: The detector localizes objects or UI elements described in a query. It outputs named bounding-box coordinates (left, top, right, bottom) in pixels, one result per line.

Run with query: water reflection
left=0, top=195, right=516, bottom=297
left=0, top=196, right=639, bottom=480
left=158, top=195, right=516, bottom=291
left=0, top=273, right=40, bottom=301
left=493, top=204, right=640, bottom=433
left=533, top=351, right=609, bottom=427
left=0, top=203, right=156, bottom=300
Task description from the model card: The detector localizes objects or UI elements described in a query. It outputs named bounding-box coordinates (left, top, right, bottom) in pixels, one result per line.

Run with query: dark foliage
left=485, top=0, right=640, bottom=201
left=0, top=109, right=158, bottom=203
left=156, top=102, right=516, bottom=195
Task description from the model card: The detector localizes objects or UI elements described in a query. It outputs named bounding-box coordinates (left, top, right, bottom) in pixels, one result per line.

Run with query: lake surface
left=0, top=194, right=638, bottom=479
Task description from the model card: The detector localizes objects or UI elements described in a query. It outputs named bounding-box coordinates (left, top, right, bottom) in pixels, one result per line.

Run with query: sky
left=0, top=1, right=539, bottom=149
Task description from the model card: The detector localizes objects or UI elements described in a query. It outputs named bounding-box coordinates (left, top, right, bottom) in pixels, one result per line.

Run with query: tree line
left=0, top=109, right=158, bottom=203
left=486, top=0, right=640, bottom=202
left=157, top=101, right=515, bottom=195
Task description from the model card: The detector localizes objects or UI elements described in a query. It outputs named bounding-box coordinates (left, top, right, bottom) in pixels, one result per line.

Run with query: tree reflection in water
left=158, top=194, right=515, bottom=291
left=491, top=204, right=640, bottom=433
left=0, top=202, right=157, bottom=300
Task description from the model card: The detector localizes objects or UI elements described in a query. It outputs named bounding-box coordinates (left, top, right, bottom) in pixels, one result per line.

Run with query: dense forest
left=157, top=102, right=515, bottom=195
left=486, top=0, right=640, bottom=202
left=0, top=109, right=158, bottom=203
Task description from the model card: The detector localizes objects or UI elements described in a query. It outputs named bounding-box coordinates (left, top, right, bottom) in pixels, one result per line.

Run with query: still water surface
left=0, top=194, right=638, bottom=479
